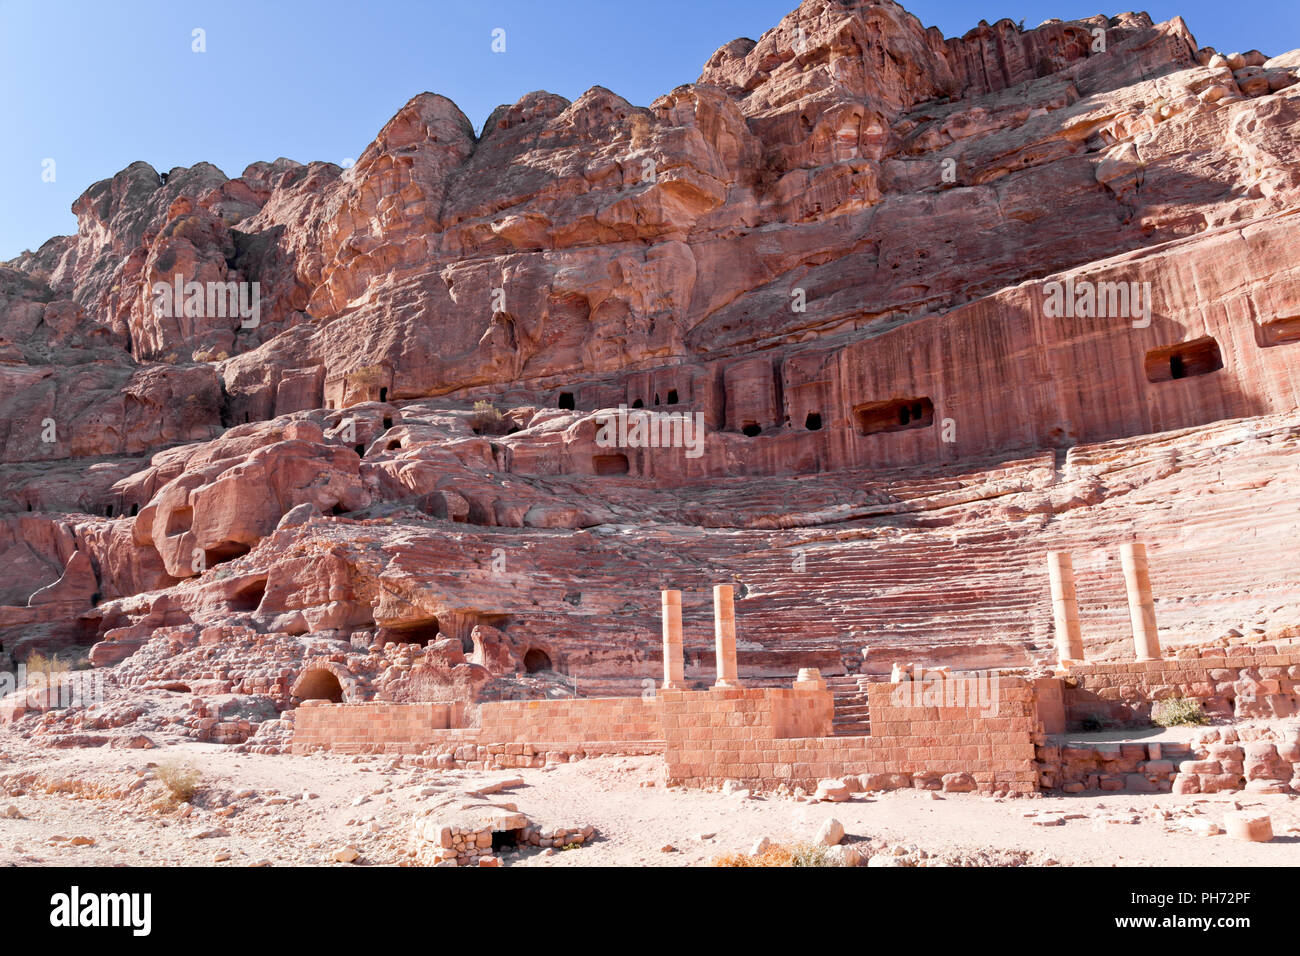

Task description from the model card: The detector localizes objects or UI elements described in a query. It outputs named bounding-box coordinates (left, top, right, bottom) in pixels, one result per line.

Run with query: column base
left=712, top=680, right=741, bottom=689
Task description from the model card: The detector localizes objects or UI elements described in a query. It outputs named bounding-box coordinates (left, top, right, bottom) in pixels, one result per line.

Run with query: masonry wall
left=1063, top=643, right=1300, bottom=729
left=291, top=696, right=662, bottom=757
left=476, top=697, right=663, bottom=746
left=292, top=700, right=464, bottom=753
left=662, top=677, right=1039, bottom=793
left=293, top=680, right=1039, bottom=794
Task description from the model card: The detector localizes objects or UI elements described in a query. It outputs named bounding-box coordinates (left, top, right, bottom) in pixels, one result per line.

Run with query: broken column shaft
left=1119, top=541, right=1161, bottom=661
left=713, top=584, right=739, bottom=688
left=661, top=589, right=685, bottom=689
left=1047, top=551, right=1084, bottom=664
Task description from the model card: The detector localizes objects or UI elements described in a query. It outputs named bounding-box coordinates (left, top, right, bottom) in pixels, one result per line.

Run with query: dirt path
left=0, top=744, right=1296, bottom=866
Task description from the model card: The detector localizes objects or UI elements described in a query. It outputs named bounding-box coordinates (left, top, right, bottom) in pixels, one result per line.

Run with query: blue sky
left=2, top=0, right=1296, bottom=260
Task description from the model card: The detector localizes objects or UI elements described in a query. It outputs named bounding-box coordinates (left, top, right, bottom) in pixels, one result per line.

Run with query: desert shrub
left=24, top=651, right=66, bottom=673
left=469, top=400, right=510, bottom=435
left=1152, top=697, right=1207, bottom=727
left=713, top=842, right=841, bottom=868
left=155, top=760, right=201, bottom=803
left=714, top=845, right=793, bottom=867
left=789, top=842, right=843, bottom=867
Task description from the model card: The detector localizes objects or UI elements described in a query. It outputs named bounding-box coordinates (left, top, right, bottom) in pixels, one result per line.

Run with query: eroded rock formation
left=2, top=0, right=1300, bottom=745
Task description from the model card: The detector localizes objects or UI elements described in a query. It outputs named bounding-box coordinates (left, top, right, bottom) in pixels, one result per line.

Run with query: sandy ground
left=0, top=743, right=1296, bottom=867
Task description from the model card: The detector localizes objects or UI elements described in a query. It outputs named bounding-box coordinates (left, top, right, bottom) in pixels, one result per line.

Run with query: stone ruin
left=0, top=0, right=1298, bottom=844
left=409, top=789, right=598, bottom=868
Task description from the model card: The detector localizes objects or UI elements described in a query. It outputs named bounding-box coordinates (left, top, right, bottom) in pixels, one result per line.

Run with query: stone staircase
left=826, top=674, right=872, bottom=736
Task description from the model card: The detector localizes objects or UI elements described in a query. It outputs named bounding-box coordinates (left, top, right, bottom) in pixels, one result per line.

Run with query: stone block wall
left=292, top=700, right=464, bottom=753
left=294, top=679, right=1040, bottom=794
left=1063, top=644, right=1300, bottom=729
left=476, top=697, right=662, bottom=745
left=291, top=695, right=662, bottom=758
left=662, top=677, right=1039, bottom=792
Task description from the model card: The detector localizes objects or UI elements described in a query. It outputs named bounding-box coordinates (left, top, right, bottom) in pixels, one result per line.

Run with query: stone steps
left=827, top=673, right=874, bottom=736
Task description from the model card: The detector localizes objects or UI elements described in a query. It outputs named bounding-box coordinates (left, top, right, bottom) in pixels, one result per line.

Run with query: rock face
left=2, top=0, right=1300, bottom=739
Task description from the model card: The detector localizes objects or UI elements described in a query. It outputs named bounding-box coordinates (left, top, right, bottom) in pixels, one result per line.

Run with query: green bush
left=1152, top=697, right=1208, bottom=727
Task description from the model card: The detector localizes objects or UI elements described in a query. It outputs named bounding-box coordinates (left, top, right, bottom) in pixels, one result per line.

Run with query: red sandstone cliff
left=2, top=0, right=1300, bottom=743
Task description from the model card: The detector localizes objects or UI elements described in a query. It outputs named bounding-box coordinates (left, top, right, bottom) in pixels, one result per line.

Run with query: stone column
left=1047, top=552, right=1084, bottom=664
left=712, top=584, right=740, bottom=688
left=660, top=590, right=685, bottom=689
left=1119, top=542, right=1161, bottom=661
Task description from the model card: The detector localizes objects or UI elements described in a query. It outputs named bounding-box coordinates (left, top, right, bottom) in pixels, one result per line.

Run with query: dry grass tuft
left=713, top=842, right=842, bottom=867
left=155, top=759, right=201, bottom=804
left=468, top=401, right=510, bottom=435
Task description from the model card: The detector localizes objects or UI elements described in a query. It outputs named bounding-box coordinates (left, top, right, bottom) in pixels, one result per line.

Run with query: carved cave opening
left=741, top=422, right=762, bottom=437
left=297, top=669, right=344, bottom=703
left=593, top=453, right=630, bottom=475
left=230, top=578, right=267, bottom=613
left=166, top=506, right=194, bottom=537
left=558, top=392, right=575, bottom=410
left=524, top=647, right=552, bottom=673
left=1145, top=337, right=1223, bottom=382
left=205, top=542, right=252, bottom=567
left=1260, top=315, right=1300, bottom=347
left=384, top=618, right=441, bottom=647
left=805, top=412, right=823, bottom=430
left=853, top=397, right=935, bottom=436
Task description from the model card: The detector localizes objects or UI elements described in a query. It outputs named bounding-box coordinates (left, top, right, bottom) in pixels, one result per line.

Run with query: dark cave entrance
left=205, top=542, right=252, bottom=567
left=384, top=618, right=441, bottom=647
left=593, top=453, right=630, bottom=475
left=230, top=578, right=267, bottom=613
left=524, top=648, right=552, bottom=673
left=1145, top=337, right=1224, bottom=382
left=852, top=397, right=935, bottom=436
left=492, top=828, right=524, bottom=850
left=297, top=669, right=343, bottom=703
